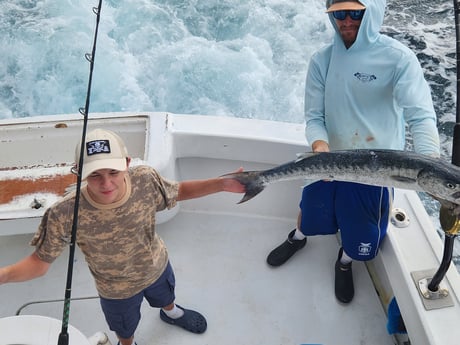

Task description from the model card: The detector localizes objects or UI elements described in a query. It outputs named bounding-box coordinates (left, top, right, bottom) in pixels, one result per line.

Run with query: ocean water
left=0, top=0, right=331, bottom=120
left=1, top=0, right=459, bottom=261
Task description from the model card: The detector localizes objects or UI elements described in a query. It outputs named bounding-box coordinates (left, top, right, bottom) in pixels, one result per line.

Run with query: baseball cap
left=75, top=129, right=129, bottom=179
left=326, top=0, right=366, bottom=12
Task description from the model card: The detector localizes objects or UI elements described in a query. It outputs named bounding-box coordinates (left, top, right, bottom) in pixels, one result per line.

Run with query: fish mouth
left=452, top=191, right=460, bottom=202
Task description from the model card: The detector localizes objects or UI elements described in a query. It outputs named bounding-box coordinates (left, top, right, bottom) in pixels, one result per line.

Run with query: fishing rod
left=57, top=1, right=103, bottom=344
left=428, top=0, right=460, bottom=292
left=451, top=0, right=460, bottom=165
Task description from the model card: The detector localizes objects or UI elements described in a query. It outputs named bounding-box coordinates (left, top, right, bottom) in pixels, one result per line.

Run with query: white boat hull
left=0, top=112, right=459, bottom=344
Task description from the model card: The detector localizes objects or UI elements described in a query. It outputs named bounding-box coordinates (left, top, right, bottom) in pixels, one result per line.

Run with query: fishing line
left=57, top=1, right=103, bottom=345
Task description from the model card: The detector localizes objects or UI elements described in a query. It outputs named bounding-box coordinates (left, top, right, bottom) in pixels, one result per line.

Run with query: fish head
left=417, top=166, right=460, bottom=205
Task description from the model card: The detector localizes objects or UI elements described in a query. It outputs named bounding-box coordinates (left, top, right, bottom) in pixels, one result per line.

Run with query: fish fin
left=221, top=171, right=266, bottom=204
left=390, top=176, right=417, bottom=184
left=235, top=188, right=265, bottom=204
left=295, top=152, right=316, bottom=162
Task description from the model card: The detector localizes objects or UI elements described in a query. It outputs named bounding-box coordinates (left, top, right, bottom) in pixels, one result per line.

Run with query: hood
left=327, top=0, right=386, bottom=50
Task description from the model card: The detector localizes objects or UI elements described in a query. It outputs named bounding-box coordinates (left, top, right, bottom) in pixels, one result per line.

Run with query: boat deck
left=0, top=208, right=395, bottom=345
left=0, top=113, right=405, bottom=344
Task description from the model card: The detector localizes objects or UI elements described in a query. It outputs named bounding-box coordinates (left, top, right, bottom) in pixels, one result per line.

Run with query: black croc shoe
left=267, top=229, right=307, bottom=266
left=334, top=247, right=354, bottom=303
left=160, top=305, right=207, bottom=334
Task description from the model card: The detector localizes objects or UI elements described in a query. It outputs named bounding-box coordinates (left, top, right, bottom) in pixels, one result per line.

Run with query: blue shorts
left=299, top=181, right=392, bottom=261
left=99, top=261, right=176, bottom=339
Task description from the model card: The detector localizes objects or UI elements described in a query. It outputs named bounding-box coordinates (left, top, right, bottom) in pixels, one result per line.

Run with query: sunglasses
left=332, top=9, right=365, bottom=21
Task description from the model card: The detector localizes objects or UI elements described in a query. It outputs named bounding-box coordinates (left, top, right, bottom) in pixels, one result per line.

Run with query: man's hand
left=311, top=140, right=330, bottom=153
left=221, top=167, right=246, bottom=193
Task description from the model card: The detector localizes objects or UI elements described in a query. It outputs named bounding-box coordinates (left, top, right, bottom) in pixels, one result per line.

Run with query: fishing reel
left=439, top=204, right=460, bottom=236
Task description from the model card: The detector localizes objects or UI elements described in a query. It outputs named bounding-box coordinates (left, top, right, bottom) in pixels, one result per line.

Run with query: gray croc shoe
left=160, top=305, right=207, bottom=334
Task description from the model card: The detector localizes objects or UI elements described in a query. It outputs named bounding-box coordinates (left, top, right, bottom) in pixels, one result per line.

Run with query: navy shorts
left=299, top=181, right=392, bottom=261
left=99, top=261, right=176, bottom=339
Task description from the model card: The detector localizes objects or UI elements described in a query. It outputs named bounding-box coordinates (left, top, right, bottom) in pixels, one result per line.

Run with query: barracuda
left=225, top=149, right=460, bottom=205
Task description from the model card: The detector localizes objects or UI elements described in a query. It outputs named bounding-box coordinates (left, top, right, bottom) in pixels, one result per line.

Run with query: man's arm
left=0, top=252, right=50, bottom=284
left=395, top=51, right=440, bottom=157
left=177, top=171, right=245, bottom=201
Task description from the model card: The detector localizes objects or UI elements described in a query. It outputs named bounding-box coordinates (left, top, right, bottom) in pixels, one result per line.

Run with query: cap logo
left=86, top=139, right=111, bottom=156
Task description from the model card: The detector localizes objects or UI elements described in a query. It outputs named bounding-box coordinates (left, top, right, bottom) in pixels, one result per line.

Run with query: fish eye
left=446, top=182, right=457, bottom=189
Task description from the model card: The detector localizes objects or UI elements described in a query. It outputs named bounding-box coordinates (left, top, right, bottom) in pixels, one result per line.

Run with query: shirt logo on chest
left=354, top=72, right=377, bottom=83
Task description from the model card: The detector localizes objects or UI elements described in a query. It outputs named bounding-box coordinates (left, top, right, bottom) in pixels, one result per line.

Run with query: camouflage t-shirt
left=30, top=165, right=179, bottom=299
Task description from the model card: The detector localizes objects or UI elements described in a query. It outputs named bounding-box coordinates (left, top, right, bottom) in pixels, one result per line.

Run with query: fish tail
left=221, top=171, right=266, bottom=204
left=237, top=184, right=265, bottom=204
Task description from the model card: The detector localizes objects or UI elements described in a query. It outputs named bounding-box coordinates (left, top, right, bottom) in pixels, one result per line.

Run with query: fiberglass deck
left=0, top=210, right=394, bottom=345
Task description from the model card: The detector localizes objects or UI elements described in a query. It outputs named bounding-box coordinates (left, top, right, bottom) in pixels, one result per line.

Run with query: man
left=266, top=0, right=440, bottom=304
left=0, top=128, right=245, bottom=345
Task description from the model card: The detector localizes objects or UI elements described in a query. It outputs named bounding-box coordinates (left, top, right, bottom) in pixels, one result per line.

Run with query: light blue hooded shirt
left=305, top=0, right=440, bottom=156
